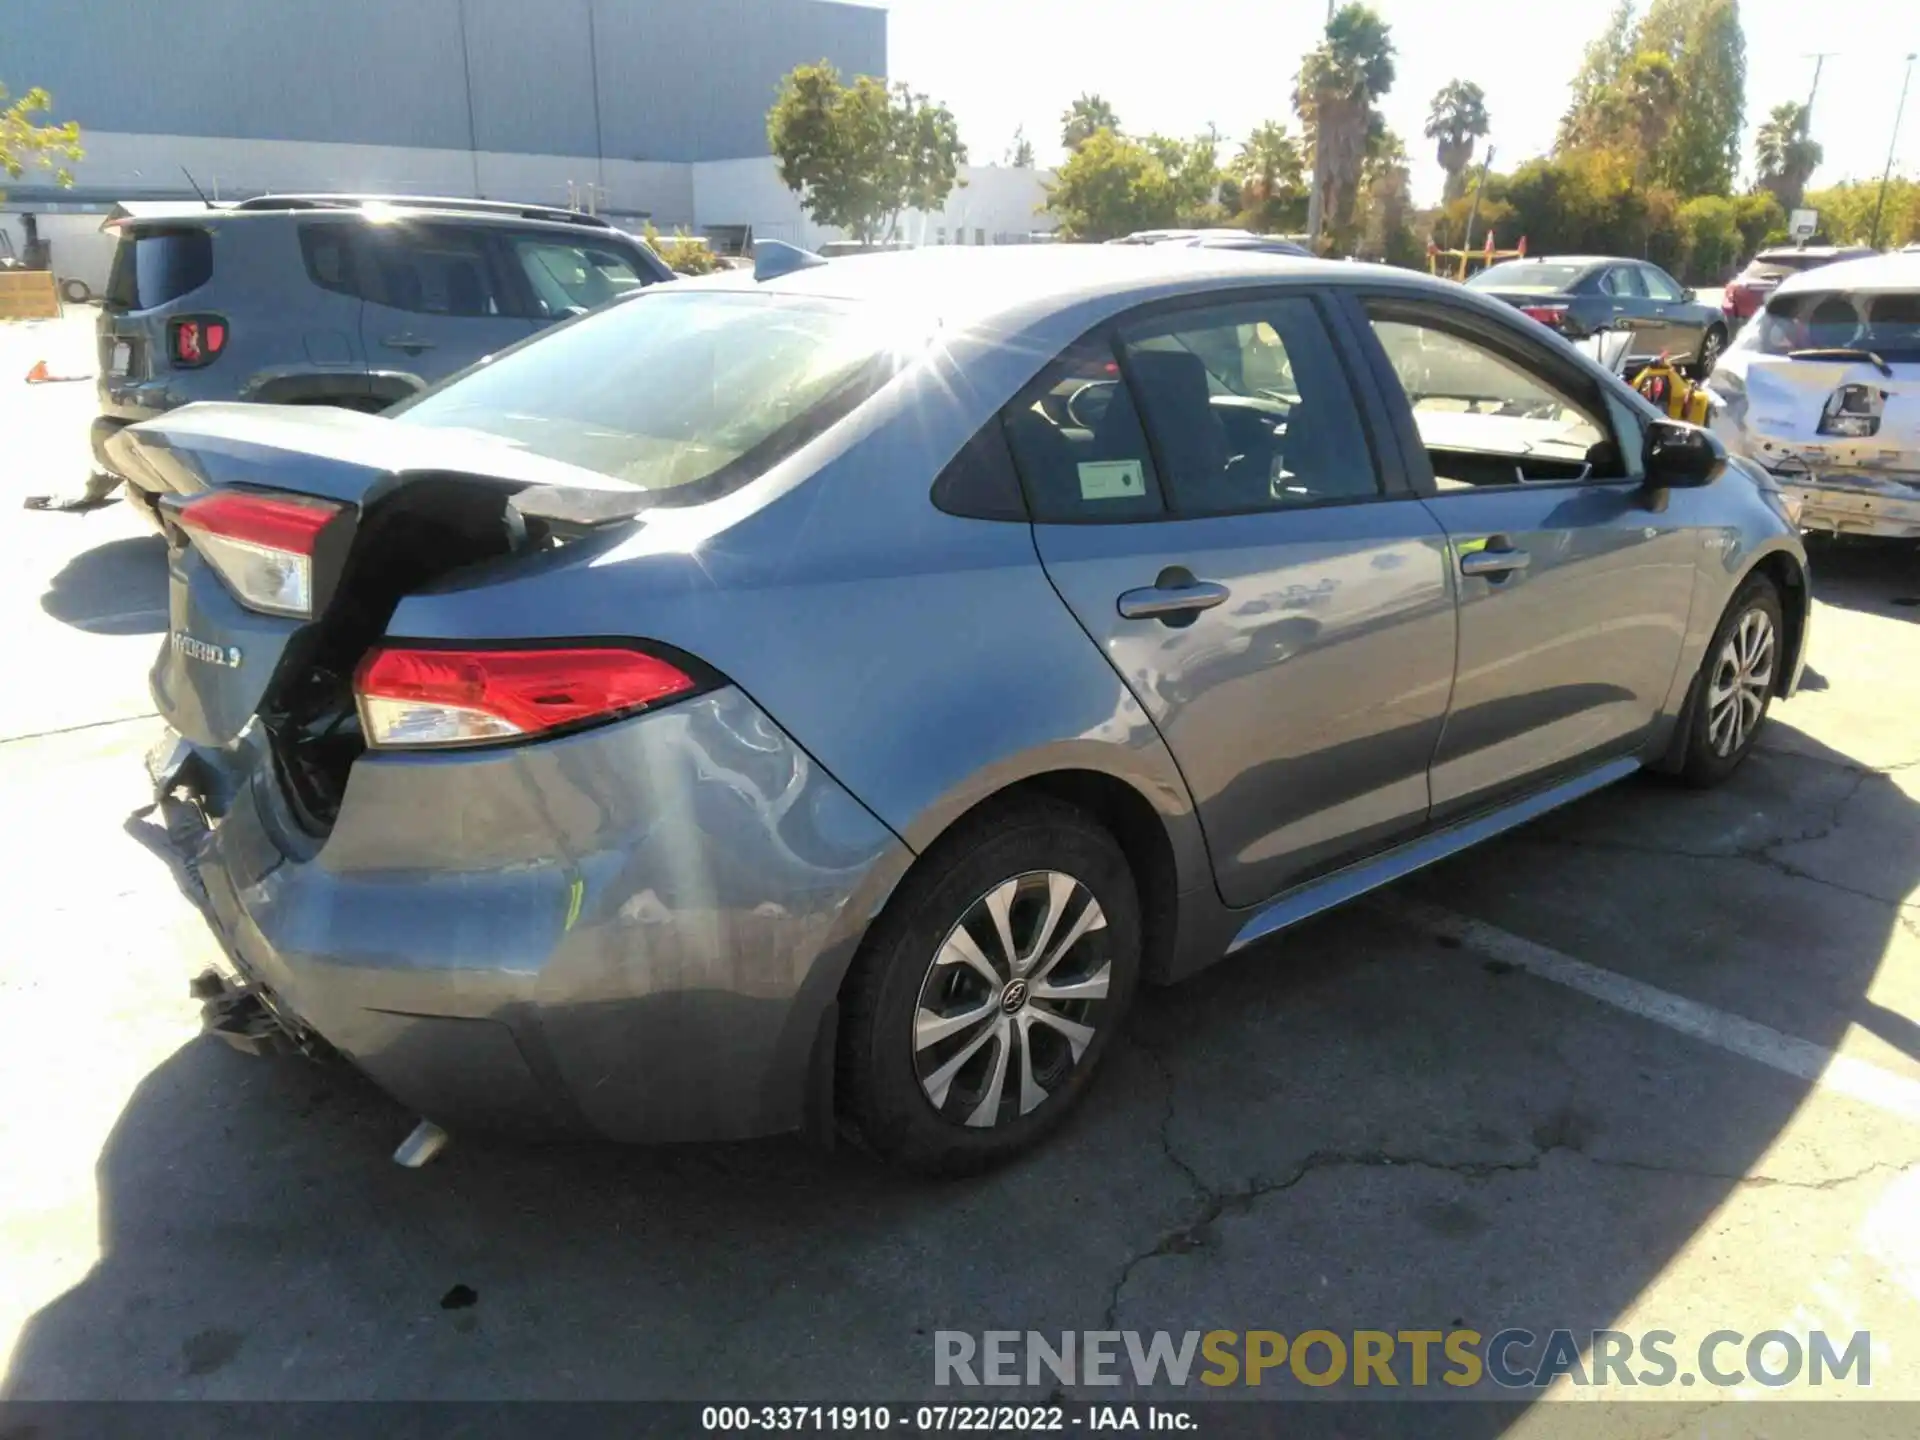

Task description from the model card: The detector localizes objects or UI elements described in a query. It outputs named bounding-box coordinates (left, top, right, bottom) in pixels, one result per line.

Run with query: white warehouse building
left=4, top=0, right=1054, bottom=296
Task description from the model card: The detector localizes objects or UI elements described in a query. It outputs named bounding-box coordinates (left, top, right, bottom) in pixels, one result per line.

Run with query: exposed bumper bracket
left=192, top=966, right=293, bottom=1057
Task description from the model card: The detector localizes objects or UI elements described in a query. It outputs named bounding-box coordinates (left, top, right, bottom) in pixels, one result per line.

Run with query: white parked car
left=1708, top=252, right=1920, bottom=539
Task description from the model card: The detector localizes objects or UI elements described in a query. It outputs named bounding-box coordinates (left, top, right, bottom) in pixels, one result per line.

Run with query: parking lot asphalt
left=3, top=312, right=1919, bottom=1431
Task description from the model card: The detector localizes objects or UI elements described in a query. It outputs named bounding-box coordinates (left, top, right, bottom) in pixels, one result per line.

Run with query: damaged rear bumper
left=151, top=688, right=911, bottom=1143
left=1774, top=471, right=1920, bottom=539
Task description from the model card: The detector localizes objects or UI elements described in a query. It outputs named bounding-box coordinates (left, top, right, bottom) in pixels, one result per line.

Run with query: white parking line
left=1375, top=896, right=1920, bottom=1125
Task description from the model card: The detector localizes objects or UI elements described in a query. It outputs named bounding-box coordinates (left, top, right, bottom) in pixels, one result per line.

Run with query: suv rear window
left=106, top=228, right=213, bottom=311
left=389, top=289, right=917, bottom=503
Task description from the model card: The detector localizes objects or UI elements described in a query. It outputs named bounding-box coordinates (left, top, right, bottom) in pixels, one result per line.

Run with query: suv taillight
left=1818, top=384, right=1884, bottom=438
left=354, top=646, right=701, bottom=750
left=170, top=316, right=228, bottom=367
left=176, top=490, right=343, bottom=617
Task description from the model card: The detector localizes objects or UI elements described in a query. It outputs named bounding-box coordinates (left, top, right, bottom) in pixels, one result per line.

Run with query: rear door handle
left=382, top=335, right=437, bottom=353
left=1117, top=578, right=1230, bottom=622
left=1459, top=547, right=1531, bottom=578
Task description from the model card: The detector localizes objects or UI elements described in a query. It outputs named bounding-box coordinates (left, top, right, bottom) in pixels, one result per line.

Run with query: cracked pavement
left=3, top=312, right=1920, bottom=1432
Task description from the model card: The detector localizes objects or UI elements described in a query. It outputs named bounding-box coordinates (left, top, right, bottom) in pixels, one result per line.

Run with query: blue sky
left=880, top=0, right=1918, bottom=208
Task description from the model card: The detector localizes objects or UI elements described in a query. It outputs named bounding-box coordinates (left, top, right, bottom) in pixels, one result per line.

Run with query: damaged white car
left=1709, top=253, right=1920, bottom=539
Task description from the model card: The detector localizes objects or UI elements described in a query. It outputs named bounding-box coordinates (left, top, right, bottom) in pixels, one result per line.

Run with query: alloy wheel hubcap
left=912, top=870, right=1111, bottom=1128
left=1707, top=607, right=1775, bottom=757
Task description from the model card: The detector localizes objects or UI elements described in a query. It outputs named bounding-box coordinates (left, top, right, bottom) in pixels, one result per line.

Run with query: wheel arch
left=1748, top=547, right=1811, bottom=698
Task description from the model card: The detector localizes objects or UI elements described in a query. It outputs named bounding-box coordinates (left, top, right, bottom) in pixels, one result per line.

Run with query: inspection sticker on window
left=1078, top=459, right=1147, bottom=501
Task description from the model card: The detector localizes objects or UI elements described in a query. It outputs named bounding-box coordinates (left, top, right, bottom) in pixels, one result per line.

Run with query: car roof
left=102, top=196, right=634, bottom=240
left=1754, top=245, right=1874, bottom=260
left=1485, top=256, right=1618, bottom=269
left=687, top=244, right=1429, bottom=331
left=1772, top=251, right=1920, bottom=296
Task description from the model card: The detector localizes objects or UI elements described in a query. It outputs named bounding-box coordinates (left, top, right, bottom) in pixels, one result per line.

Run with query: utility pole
left=1802, top=52, right=1835, bottom=134
left=1462, top=146, right=1496, bottom=254
left=1869, top=52, right=1916, bottom=249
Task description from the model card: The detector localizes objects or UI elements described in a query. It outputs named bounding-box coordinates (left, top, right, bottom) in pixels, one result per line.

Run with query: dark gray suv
left=92, top=194, right=673, bottom=510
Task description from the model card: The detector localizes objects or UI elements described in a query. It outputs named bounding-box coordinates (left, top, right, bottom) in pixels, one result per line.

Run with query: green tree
left=768, top=64, right=967, bottom=245
left=1424, top=80, right=1489, bottom=203
left=1296, top=4, right=1397, bottom=254
left=1007, top=125, right=1035, bottom=168
left=1803, top=176, right=1920, bottom=246
left=1357, top=128, right=1421, bottom=266
left=1061, top=94, right=1122, bottom=153
left=1753, top=101, right=1821, bottom=213
left=1145, top=128, right=1225, bottom=226
left=1230, top=120, right=1305, bottom=232
left=642, top=222, right=725, bottom=276
left=1043, top=128, right=1178, bottom=240
left=1652, top=0, right=1746, bottom=197
left=1558, top=0, right=1638, bottom=150
left=1, top=84, right=82, bottom=196
left=1618, top=52, right=1682, bottom=167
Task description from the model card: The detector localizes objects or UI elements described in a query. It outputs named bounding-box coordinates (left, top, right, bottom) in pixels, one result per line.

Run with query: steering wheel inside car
left=1065, top=379, right=1118, bottom=431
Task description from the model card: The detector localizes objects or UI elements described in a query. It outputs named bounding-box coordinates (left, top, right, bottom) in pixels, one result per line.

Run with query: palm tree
left=1232, top=121, right=1304, bottom=230
left=1754, top=101, right=1822, bottom=212
left=1061, top=94, right=1122, bottom=153
left=1424, top=80, right=1489, bottom=203
left=1296, top=4, right=1397, bottom=252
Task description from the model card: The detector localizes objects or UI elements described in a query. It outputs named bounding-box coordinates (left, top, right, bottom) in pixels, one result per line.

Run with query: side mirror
left=1643, top=418, right=1723, bottom=493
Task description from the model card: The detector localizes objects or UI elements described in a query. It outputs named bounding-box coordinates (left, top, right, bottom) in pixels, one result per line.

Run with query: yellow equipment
left=1632, top=356, right=1713, bottom=425
left=1427, top=232, right=1527, bottom=282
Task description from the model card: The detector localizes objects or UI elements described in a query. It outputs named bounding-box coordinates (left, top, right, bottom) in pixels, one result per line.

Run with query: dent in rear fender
left=255, top=687, right=909, bottom=1141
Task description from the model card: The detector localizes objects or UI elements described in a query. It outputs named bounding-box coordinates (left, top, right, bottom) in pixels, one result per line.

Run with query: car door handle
left=1117, top=578, right=1230, bottom=621
left=1459, top=547, right=1531, bottom=578
left=382, top=335, right=437, bottom=353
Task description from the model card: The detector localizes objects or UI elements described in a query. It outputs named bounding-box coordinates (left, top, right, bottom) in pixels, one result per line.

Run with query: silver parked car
left=116, top=244, right=1810, bottom=1174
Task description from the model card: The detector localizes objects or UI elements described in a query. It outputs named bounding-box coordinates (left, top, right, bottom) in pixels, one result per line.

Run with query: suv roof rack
left=229, top=194, right=617, bottom=229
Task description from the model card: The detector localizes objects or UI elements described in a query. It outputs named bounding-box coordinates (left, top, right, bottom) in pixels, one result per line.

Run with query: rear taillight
left=170, top=316, right=227, bottom=367
left=354, top=646, right=700, bottom=750
left=1519, top=304, right=1567, bottom=328
left=177, top=491, right=342, bottom=618
left=1818, top=383, right=1884, bottom=438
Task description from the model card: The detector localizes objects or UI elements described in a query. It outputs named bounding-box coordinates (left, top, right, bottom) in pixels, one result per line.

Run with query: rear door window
left=356, top=224, right=510, bottom=317
left=1600, top=267, right=1645, bottom=297
left=1118, top=297, right=1379, bottom=514
left=298, top=223, right=362, bottom=298
left=1001, top=336, right=1166, bottom=523
left=506, top=236, right=651, bottom=319
left=1640, top=267, right=1687, bottom=302
left=107, top=228, right=213, bottom=310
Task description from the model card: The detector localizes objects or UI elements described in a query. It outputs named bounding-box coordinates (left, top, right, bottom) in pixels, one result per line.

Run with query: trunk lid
left=111, top=404, right=649, bottom=753
left=1743, top=356, right=1920, bottom=456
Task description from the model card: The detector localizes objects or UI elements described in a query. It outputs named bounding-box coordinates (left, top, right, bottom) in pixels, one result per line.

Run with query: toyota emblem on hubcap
left=999, top=979, right=1029, bottom=1013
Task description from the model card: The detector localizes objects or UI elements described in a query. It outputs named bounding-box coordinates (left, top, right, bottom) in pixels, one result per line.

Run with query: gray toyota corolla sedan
left=113, top=243, right=1810, bottom=1174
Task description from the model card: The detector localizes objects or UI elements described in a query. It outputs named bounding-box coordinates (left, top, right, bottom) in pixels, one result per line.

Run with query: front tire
left=1680, top=575, right=1783, bottom=786
left=1692, top=324, right=1727, bottom=380
left=838, top=797, right=1141, bottom=1175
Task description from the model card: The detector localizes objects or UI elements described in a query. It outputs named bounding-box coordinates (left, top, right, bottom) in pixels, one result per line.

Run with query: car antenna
left=180, top=166, right=212, bottom=205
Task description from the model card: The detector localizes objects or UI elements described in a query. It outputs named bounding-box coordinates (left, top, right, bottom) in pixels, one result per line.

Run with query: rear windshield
left=105, top=228, right=213, bottom=310
left=1466, top=262, right=1587, bottom=293
left=390, top=289, right=917, bottom=502
left=1754, top=289, right=1920, bottom=364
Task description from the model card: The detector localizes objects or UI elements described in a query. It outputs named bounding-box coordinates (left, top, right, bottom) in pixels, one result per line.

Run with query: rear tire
left=1679, top=574, right=1783, bottom=787
left=837, top=797, right=1141, bottom=1176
